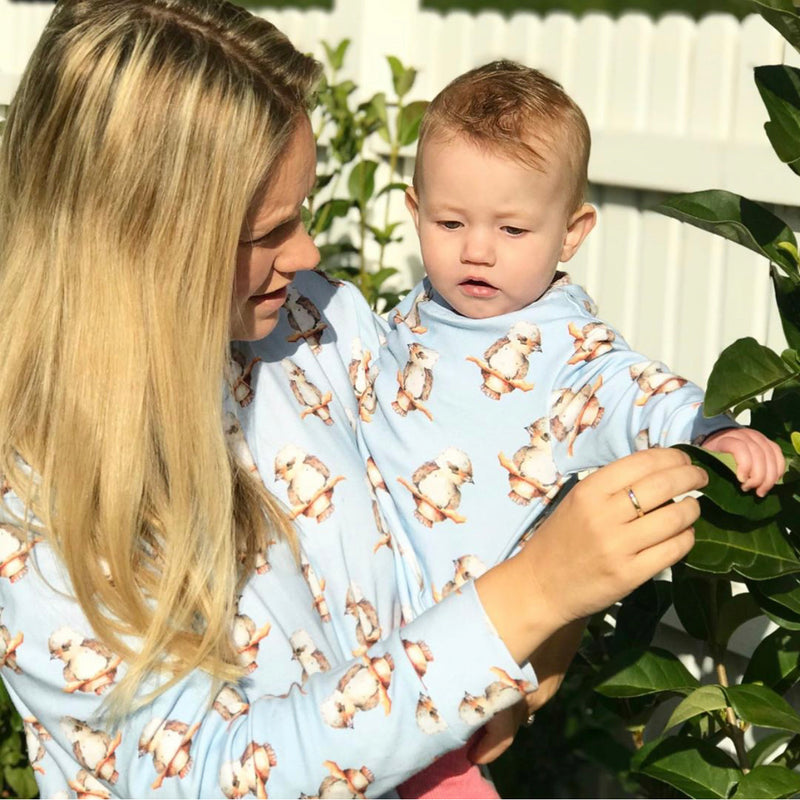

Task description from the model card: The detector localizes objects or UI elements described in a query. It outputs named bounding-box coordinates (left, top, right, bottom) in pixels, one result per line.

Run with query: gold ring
left=626, top=486, right=644, bottom=518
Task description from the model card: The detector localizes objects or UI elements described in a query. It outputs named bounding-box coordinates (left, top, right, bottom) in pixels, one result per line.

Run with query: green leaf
left=369, top=93, right=390, bottom=144
left=744, top=629, right=800, bottom=694
left=375, top=181, right=409, bottom=200
left=348, top=160, right=378, bottom=208
left=663, top=685, right=728, bottom=732
left=397, top=100, right=429, bottom=147
left=725, top=683, right=800, bottom=733
left=311, top=198, right=354, bottom=236
left=655, top=190, right=798, bottom=276
left=704, top=337, right=797, bottom=417
left=675, top=444, right=782, bottom=521
left=611, top=579, right=673, bottom=654
left=567, top=725, right=634, bottom=775
left=732, top=764, right=800, bottom=798
left=3, top=765, right=37, bottom=800
left=755, top=65, right=800, bottom=176
left=749, top=389, right=800, bottom=465
left=772, top=267, right=800, bottom=351
left=715, top=591, right=763, bottom=649
left=322, top=39, right=350, bottom=71
left=594, top=647, right=700, bottom=698
left=689, top=499, right=800, bottom=579
left=750, top=731, right=795, bottom=767
left=751, top=573, right=800, bottom=615
left=671, top=565, right=730, bottom=641
left=630, top=735, right=741, bottom=799
left=753, top=0, right=800, bottom=54
left=386, top=55, right=416, bottom=98
left=748, top=575, right=800, bottom=629
left=367, top=222, right=403, bottom=247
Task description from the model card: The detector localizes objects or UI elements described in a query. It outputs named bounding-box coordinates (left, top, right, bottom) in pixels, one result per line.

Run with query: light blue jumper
left=351, top=274, right=732, bottom=600
left=0, top=271, right=531, bottom=799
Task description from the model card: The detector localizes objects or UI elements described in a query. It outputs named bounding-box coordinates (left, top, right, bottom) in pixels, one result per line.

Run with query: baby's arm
left=701, top=427, right=785, bottom=497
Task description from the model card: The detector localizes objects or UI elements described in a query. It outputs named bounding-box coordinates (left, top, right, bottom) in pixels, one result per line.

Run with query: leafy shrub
left=0, top=681, right=36, bottom=799
left=495, top=2, right=800, bottom=797
left=309, top=40, right=426, bottom=311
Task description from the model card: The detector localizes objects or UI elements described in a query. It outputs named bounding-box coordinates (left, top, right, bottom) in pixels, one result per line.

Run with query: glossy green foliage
left=309, top=40, right=427, bottom=310
left=0, top=681, right=36, bottom=798
left=568, top=2, right=800, bottom=795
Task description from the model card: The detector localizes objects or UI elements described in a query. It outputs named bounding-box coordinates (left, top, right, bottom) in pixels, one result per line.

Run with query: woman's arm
left=470, top=618, right=586, bottom=764
left=476, top=446, right=705, bottom=664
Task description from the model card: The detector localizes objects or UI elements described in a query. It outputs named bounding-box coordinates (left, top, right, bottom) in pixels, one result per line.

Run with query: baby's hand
left=702, top=428, right=785, bottom=497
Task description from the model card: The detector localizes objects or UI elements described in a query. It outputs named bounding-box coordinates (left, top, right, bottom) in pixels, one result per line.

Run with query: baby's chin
left=443, top=287, right=535, bottom=320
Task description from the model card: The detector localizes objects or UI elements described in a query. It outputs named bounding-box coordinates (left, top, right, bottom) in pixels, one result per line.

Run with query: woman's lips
left=249, top=285, right=288, bottom=310
left=459, top=278, right=498, bottom=298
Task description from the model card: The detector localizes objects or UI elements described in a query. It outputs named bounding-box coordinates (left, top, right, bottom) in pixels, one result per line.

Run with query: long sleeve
left=540, top=280, right=735, bottom=474
left=0, top=270, right=533, bottom=798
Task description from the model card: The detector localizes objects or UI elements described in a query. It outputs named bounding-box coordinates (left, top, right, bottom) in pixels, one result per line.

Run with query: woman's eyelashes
left=242, top=215, right=301, bottom=247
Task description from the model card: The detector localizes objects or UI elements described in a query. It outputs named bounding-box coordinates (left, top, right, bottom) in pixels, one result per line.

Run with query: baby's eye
left=438, top=220, right=462, bottom=230
left=502, top=225, right=527, bottom=236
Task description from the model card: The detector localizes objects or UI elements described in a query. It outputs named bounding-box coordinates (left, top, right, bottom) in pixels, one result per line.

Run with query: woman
left=0, top=1, right=706, bottom=797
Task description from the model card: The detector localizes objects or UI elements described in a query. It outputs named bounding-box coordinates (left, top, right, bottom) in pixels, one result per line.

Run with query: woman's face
left=231, top=117, right=319, bottom=341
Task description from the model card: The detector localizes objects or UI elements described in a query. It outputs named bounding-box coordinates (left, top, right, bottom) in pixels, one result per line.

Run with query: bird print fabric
left=0, top=271, right=532, bottom=798
left=356, top=275, right=735, bottom=600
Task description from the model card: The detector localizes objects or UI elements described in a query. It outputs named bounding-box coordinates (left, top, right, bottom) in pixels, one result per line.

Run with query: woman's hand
left=468, top=618, right=586, bottom=764
left=476, top=447, right=708, bottom=664
left=468, top=701, right=528, bottom=765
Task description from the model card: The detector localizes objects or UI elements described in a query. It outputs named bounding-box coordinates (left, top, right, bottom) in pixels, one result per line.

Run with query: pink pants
left=396, top=738, right=500, bottom=799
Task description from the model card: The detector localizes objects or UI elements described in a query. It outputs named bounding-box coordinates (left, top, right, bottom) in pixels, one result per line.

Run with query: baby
left=347, top=61, right=783, bottom=798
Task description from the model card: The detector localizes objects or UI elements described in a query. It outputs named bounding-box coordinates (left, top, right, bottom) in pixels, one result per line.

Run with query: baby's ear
left=405, top=186, right=421, bottom=231
left=560, top=203, right=597, bottom=263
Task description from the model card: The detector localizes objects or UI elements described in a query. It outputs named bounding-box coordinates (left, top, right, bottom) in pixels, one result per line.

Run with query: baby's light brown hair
left=414, top=60, right=591, bottom=213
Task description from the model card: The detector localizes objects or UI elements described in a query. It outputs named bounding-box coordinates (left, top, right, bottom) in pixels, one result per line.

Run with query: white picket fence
left=0, top=0, right=791, bottom=682
left=2, top=0, right=795, bottom=392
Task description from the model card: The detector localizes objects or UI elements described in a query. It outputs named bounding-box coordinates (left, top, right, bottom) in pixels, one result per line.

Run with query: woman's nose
left=282, top=228, right=320, bottom=274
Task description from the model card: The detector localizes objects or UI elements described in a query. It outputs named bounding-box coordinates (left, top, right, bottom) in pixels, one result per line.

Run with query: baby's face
left=407, top=134, right=587, bottom=318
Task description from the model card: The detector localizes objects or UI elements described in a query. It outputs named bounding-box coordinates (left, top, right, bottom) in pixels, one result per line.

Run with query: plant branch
left=715, top=657, right=751, bottom=773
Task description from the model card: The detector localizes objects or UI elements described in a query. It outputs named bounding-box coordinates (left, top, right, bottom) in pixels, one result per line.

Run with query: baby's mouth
left=459, top=278, right=499, bottom=297
left=460, top=278, right=497, bottom=289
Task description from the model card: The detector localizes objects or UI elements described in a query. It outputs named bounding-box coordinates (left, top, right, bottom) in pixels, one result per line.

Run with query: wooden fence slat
left=468, top=11, right=511, bottom=70
left=505, top=12, right=542, bottom=68
left=647, top=14, right=695, bottom=135
left=689, top=13, right=739, bottom=138
left=537, top=12, right=577, bottom=89
left=570, top=14, right=613, bottom=128
left=410, top=9, right=444, bottom=102
left=733, top=13, right=786, bottom=144
left=607, top=13, right=653, bottom=131
left=1, top=0, right=798, bottom=394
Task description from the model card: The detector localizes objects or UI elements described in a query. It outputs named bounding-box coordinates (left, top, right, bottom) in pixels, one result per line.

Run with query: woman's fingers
left=468, top=703, right=525, bottom=765
left=628, top=525, right=696, bottom=584
left=614, top=463, right=707, bottom=522
left=628, top=495, right=701, bottom=551
left=581, top=447, right=706, bottom=503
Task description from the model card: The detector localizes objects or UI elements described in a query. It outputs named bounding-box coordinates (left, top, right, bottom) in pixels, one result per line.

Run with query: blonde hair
left=0, top=0, right=320, bottom=714
left=415, top=60, right=591, bottom=212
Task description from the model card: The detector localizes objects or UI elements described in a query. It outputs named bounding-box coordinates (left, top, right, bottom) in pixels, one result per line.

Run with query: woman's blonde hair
left=0, top=0, right=321, bottom=713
